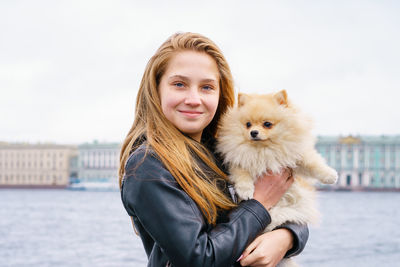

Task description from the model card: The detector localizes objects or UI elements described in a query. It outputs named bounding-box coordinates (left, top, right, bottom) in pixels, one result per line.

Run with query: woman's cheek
left=209, top=96, right=220, bottom=117
left=161, top=90, right=180, bottom=113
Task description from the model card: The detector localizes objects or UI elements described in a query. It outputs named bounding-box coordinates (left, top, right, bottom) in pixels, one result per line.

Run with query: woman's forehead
left=163, top=51, right=220, bottom=80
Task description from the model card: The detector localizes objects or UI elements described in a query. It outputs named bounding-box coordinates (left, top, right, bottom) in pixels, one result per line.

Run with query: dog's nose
left=250, top=130, right=258, bottom=138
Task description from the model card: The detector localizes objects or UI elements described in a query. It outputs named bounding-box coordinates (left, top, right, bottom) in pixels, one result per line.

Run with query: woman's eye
left=202, top=85, right=213, bottom=91
left=174, top=82, right=184, bottom=88
left=246, top=122, right=251, bottom=128
left=263, top=121, right=272, bottom=128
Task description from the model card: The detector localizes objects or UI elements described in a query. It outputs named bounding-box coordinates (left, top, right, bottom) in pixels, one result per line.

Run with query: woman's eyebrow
left=201, top=78, right=218, bottom=84
left=168, top=75, right=217, bottom=84
left=168, top=75, right=190, bottom=82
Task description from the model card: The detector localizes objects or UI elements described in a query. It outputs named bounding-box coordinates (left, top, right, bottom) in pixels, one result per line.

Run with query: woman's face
left=158, top=50, right=220, bottom=142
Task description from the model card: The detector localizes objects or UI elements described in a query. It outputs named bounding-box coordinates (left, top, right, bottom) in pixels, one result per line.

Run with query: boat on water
left=68, top=177, right=119, bottom=191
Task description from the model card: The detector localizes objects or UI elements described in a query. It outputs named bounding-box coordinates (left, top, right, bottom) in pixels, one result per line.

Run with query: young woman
left=119, top=32, right=308, bottom=267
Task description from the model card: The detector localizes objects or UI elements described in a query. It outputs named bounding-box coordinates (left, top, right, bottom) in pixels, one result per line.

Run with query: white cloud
left=1, top=0, right=399, bottom=143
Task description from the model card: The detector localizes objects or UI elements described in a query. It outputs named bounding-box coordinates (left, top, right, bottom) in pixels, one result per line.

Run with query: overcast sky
left=1, top=0, right=399, bottom=144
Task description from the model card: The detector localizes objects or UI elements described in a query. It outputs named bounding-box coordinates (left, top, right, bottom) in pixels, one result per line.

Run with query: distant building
left=316, top=135, right=400, bottom=189
left=0, top=142, right=77, bottom=188
left=3, top=135, right=398, bottom=190
left=77, top=141, right=120, bottom=183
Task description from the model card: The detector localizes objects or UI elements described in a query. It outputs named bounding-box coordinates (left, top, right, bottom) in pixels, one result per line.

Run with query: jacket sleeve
left=275, top=222, right=309, bottom=258
left=121, top=148, right=271, bottom=267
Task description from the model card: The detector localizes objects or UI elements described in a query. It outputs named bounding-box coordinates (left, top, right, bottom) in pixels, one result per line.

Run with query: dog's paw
left=318, top=167, right=338, bottom=184
left=235, top=183, right=254, bottom=200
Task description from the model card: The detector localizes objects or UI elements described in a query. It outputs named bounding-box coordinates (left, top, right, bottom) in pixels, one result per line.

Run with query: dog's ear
left=238, top=93, right=249, bottom=107
left=273, top=90, right=288, bottom=107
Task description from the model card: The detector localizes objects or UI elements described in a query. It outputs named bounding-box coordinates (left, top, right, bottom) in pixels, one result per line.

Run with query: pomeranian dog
left=216, top=90, right=338, bottom=267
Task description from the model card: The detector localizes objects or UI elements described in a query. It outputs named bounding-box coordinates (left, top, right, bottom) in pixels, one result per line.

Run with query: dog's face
left=237, top=90, right=290, bottom=144
left=243, top=119, right=274, bottom=142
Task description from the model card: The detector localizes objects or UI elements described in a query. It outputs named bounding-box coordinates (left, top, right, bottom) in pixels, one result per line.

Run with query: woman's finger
left=240, top=248, right=263, bottom=266
left=241, top=235, right=261, bottom=259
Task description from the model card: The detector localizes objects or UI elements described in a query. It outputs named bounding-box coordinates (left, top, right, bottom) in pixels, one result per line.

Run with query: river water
left=1, top=189, right=399, bottom=267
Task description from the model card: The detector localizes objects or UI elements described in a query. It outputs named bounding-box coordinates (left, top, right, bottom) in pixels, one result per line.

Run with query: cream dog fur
left=216, top=90, right=338, bottom=267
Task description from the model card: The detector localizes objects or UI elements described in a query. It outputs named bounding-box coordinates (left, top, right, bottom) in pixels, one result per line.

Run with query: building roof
left=0, top=142, right=76, bottom=149
left=78, top=140, right=121, bottom=149
left=317, top=135, right=400, bottom=145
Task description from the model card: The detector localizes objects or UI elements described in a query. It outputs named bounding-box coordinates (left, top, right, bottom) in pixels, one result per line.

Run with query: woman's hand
left=239, top=228, right=294, bottom=267
left=253, top=168, right=293, bottom=211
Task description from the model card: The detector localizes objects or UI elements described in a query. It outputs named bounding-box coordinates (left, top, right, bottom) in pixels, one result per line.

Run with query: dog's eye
left=263, top=121, right=272, bottom=128
left=246, top=122, right=251, bottom=128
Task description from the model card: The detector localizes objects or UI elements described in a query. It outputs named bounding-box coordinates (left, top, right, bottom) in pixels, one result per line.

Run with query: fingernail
left=236, top=255, right=243, bottom=262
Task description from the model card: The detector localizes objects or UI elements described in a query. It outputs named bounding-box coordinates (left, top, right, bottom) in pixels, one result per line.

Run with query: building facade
left=77, top=141, right=120, bottom=183
left=316, top=135, right=400, bottom=189
left=0, top=142, right=77, bottom=187
left=2, top=136, right=398, bottom=190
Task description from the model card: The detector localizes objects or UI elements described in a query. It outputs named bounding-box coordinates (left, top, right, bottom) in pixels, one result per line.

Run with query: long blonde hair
left=119, top=32, right=236, bottom=225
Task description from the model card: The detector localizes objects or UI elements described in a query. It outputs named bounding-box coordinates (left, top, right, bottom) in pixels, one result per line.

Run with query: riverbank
left=2, top=185, right=400, bottom=192
left=318, top=186, right=400, bottom=192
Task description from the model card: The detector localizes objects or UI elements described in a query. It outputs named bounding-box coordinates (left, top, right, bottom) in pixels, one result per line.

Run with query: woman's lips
left=179, top=110, right=203, bottom=118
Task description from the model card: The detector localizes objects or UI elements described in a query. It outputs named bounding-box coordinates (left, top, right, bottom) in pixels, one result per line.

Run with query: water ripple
left=1, top=190, right=400, bottom=266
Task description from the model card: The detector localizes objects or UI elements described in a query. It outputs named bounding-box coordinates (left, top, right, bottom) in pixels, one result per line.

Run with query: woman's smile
left=178, top=110, right=204, bottom=118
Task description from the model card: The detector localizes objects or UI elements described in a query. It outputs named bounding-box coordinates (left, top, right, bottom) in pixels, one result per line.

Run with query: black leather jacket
left=121, top=143, right=308, bottom=267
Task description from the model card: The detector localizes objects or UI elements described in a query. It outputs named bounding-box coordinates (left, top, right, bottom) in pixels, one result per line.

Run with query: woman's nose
left=184, top=89, right=201, bottom=106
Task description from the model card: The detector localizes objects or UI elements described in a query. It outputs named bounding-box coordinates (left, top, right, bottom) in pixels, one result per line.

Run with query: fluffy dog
left=216, top=90, right=338, bottom=267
